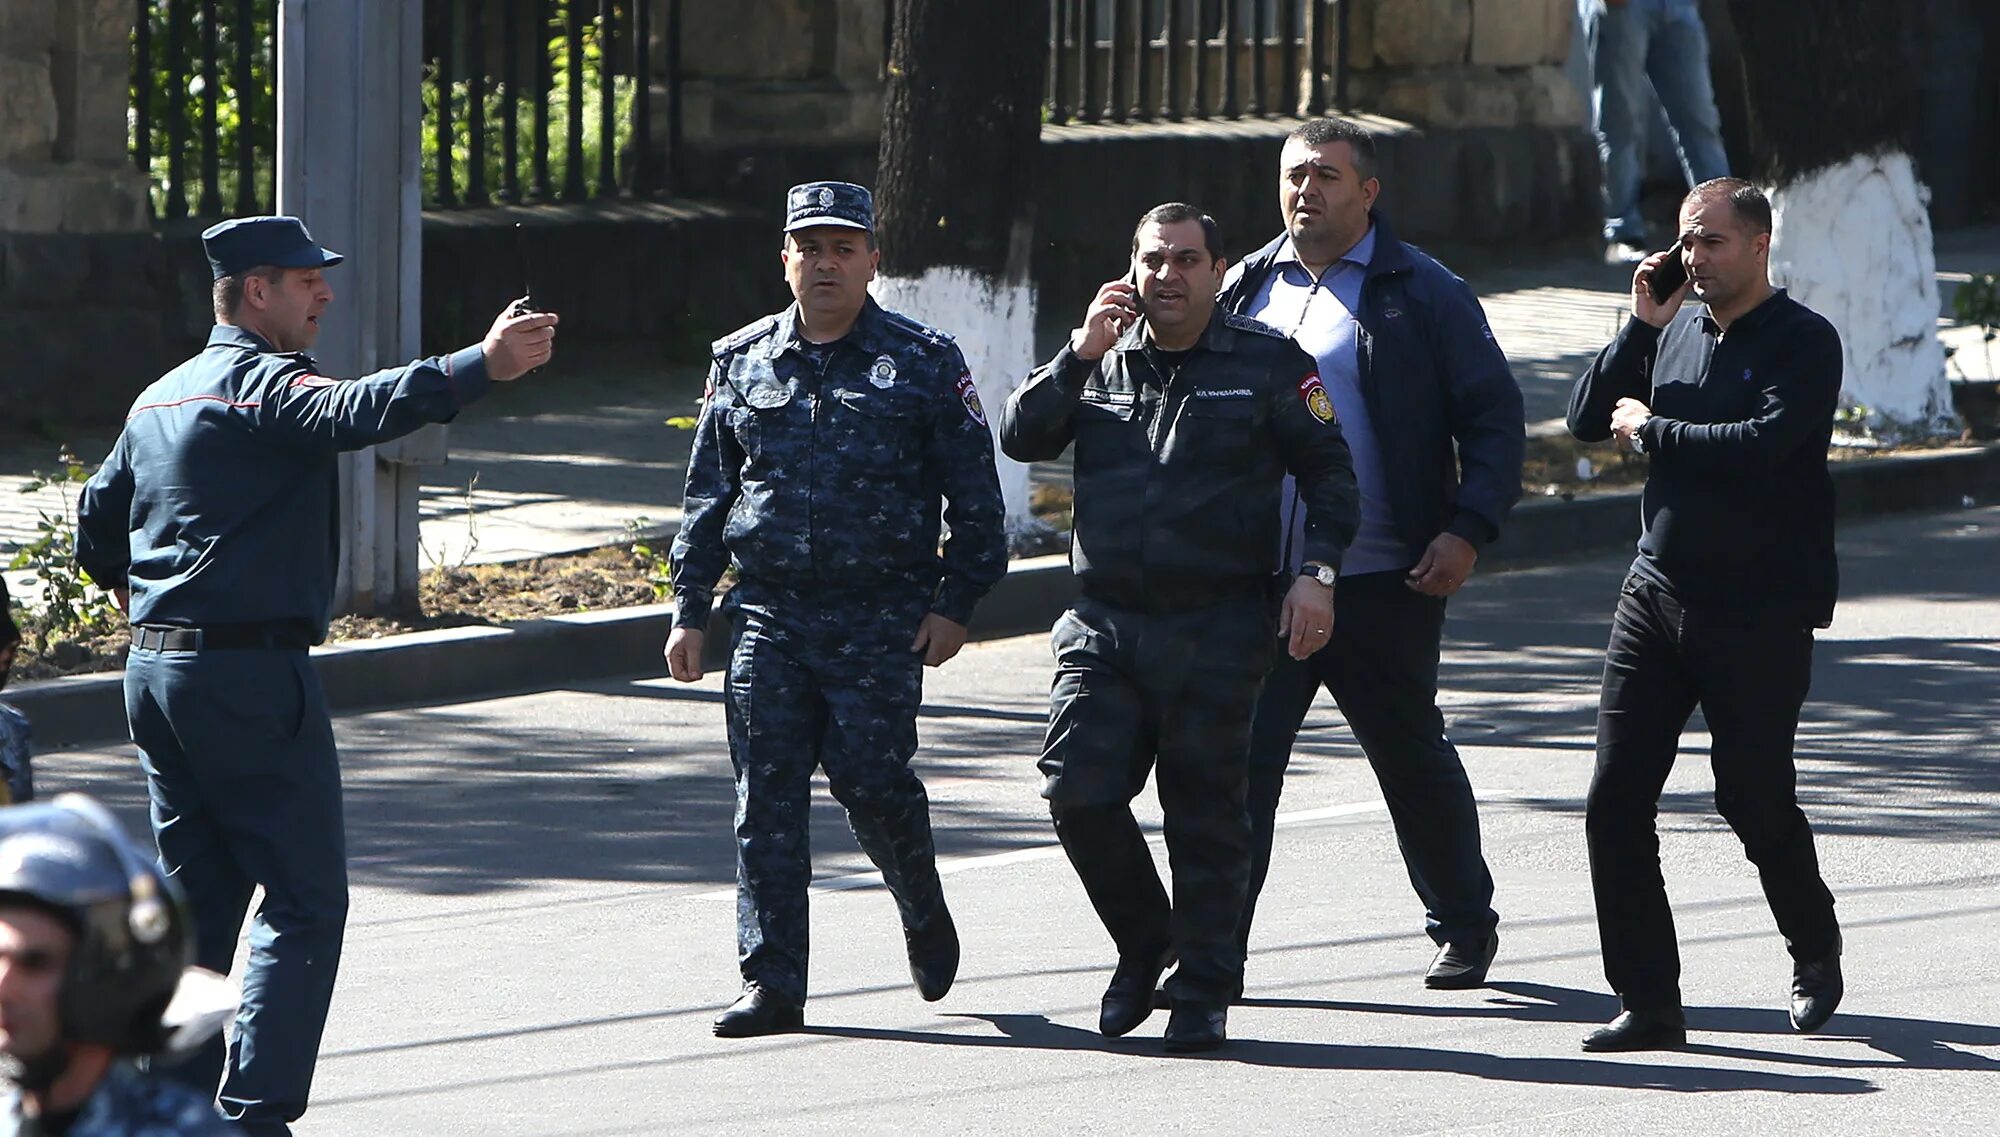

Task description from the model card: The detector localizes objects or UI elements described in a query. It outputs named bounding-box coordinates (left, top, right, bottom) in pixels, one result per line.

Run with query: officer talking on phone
left=1002, top=202, right=1356, bottom=1053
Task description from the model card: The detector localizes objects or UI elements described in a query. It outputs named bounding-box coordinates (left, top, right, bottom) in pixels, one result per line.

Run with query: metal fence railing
left=130, top=0, right=682, bottom=219
left=1046, top=0, right=1352, bottom=125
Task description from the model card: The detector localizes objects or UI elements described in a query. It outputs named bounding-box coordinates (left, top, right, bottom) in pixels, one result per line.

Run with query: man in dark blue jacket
left=75, top=215, right=557, bottom=1135
left=1219, top=118, right=1525, bottom=993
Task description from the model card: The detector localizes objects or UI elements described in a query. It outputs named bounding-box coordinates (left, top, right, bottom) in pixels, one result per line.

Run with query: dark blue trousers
left=1239, top=570, right=1498, bottom=958
left=127, top=644, right=347, bottom=1135
left=724, top=584, right=943, bottom=1004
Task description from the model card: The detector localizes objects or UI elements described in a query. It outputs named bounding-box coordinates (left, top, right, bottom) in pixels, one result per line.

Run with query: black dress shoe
left=1162, top=1002, right=1227, bottom=1053
left=904, top=904, right=960, bottom=1002
left=1099, top=945, right=1176, bottom=1038
left=1424, top=932, right=1498, bottom=990
left=1580, top=1009, right=1688, bottom=1052
left=712, top=984, right=804, bottom=1038
left=1790, top=942, right=1843, bottom=1033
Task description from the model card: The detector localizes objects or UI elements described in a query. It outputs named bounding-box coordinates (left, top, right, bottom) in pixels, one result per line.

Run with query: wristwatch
left=1300, top=561, right=1337, bottom=587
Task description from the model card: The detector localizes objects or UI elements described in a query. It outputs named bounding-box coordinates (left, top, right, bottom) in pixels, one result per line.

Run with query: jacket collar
left=765, top=296, right=892, bottom=359
left=1226, top=207, right=1410, bottom=315
left=1114, top=307, right=1239, bottom=356
left=207, top=323, right=280, bottom=353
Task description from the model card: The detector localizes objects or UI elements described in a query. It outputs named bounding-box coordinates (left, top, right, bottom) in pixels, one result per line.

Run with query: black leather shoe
left=1580, top=1009, right=1688, bottom=1052
left=1424, top=933, right=1498, bottom=990
left=904, top=905, right=960, bottom=1002
left=1162, top=1002, right=1227, bottom=1053
left=1790, top=942, right=1843, bottom=1033
left=712, top=984, right=804, bottom=1038
left=1099, top=945, right=1175, bottom=1038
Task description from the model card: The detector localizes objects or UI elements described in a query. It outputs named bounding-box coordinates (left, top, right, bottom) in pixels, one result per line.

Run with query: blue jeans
left=1581, top=0, right=1731, bottom=245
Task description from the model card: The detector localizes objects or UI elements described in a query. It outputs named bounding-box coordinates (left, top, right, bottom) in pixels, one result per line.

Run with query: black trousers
left=1587, top=571, right=1840, bottom=1014
left=1037, top=594, right=1274, bottom=1006
left=1238, top=570, right=1497, bottom=958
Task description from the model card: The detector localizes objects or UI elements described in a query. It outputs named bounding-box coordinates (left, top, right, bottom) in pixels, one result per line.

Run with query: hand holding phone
left=1633, top=246, right=1690, bottom=328
left=1647, top=246, right=1689, bottom=304
left=1124, top=267, right=1147, bottom=318
left=1070, top=273, right=1143, bottom=361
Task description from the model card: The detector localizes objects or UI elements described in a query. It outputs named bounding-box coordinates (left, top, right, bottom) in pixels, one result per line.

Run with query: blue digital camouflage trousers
left=724, top=581, right=944, bottom=1003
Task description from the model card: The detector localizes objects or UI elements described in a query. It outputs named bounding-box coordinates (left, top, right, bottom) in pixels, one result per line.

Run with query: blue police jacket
left=1220, top=210, right=1524, bottom=556
left=670, top=297, right=1008, bottom=629
left=76, top=325, right=492, bottom=643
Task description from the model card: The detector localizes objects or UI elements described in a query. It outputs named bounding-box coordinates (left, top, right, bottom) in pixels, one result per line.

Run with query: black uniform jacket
left=1001, top=310, right=1359, bottom=611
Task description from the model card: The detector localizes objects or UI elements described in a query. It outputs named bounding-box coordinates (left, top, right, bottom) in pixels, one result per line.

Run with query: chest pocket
left=1075, top=389, right=1139, bottom=455
left=1170, top=395, right=1258, bottom=463
left=727, top=370, right=801, bottom=453
left=830, top=387, right=925, bottom=474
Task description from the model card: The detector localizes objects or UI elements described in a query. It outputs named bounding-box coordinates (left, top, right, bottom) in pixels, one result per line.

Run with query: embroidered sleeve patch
left=956, top=371, right=987, bottom=427
left=289, top=373, right=342, bottom=390
left=1299, top=372, right=1336, bottom=425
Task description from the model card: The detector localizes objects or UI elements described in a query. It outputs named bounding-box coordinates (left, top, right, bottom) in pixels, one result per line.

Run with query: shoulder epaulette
left=1223, top=313, right=1288, bottom=339
left=711, top=315, right=779, bottom=358
left=877, top=308, right=956, bottom=348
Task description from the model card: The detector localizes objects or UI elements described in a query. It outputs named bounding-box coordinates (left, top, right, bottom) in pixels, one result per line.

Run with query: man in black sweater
left=1567, top=177, right=1844, bottom=1052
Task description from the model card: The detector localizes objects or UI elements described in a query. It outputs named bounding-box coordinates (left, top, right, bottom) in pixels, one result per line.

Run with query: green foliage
left=624, top=517, right=672, bottom=601
left=7, top=450, right=123, bottom=656
left=421, top=10, right=639, bottom=205
left=134, top=2, right=641, bottom=215
left=134, top=4, right=279, bottom=217
left=1953, top=272, right=2000, bottom=332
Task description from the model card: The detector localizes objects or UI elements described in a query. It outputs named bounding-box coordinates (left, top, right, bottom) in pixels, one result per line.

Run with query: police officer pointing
left=1001, top=203, right=1357, bottom=1052
left=666, top=183, right=1008, bottom=1037
left=75, top=216, right=557, bottom=1134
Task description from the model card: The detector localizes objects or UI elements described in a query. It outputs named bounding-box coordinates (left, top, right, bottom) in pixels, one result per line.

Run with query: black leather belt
left=131, top=624, right=310, bottom=652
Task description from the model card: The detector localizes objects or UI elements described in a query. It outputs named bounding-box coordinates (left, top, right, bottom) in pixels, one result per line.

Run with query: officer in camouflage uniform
left=666, top=182, right=1008, bottom=1038
left=0, top=795, right=232, bottom=1136
left=1002, top=203, right=1358, bottom=1052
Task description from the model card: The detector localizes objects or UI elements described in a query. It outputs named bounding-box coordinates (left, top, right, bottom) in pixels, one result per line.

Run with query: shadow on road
left=810, top=1008, right=1876, bottom=1094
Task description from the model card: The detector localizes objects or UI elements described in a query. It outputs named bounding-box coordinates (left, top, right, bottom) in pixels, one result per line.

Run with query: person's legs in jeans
left=1647, top=0, right=1731, bottom=185
left=1586, top=0, right=1656, bottom=245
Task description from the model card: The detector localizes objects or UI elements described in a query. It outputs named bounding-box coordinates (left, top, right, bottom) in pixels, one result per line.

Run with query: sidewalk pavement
left=7, top=228, right=2000, bottom=601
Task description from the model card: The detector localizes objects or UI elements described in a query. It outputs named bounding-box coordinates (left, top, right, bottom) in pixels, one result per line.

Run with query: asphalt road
left=38, top=506, right=2000, bottom=1136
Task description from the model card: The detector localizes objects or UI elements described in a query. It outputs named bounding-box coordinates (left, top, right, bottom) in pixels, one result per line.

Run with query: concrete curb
left=14, top=445, right=1995, bottom=748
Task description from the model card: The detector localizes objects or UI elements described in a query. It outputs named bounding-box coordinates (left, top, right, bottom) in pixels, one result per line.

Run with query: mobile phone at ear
left=1125, top=267, right=1146, bottom=317
left=1648, top=248, right=1689, bottom=304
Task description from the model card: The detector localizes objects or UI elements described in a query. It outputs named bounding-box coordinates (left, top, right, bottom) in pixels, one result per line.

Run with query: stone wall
left=671, top=0, right=889, bottom=208
left=1349, top=0, right=1584, bottom=131
left=0, top=0, right=167, bottom=428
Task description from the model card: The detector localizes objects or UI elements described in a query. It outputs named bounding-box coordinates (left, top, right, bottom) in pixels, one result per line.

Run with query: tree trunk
left=277, top=0, right=435, bottom=614
left=1726, top=0, right=1953, bottom=433
left=872, top=0, right=1051, bottom=548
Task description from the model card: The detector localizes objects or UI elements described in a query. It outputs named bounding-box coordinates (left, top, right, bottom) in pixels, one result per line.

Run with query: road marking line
left=689, top=798, right=1387, bottom=902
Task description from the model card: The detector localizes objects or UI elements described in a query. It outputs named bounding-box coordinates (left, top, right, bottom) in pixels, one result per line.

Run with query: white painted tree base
left=871, top=269, right=1040, bottom=537
left=1768, top=150, right=1954, bottom=434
